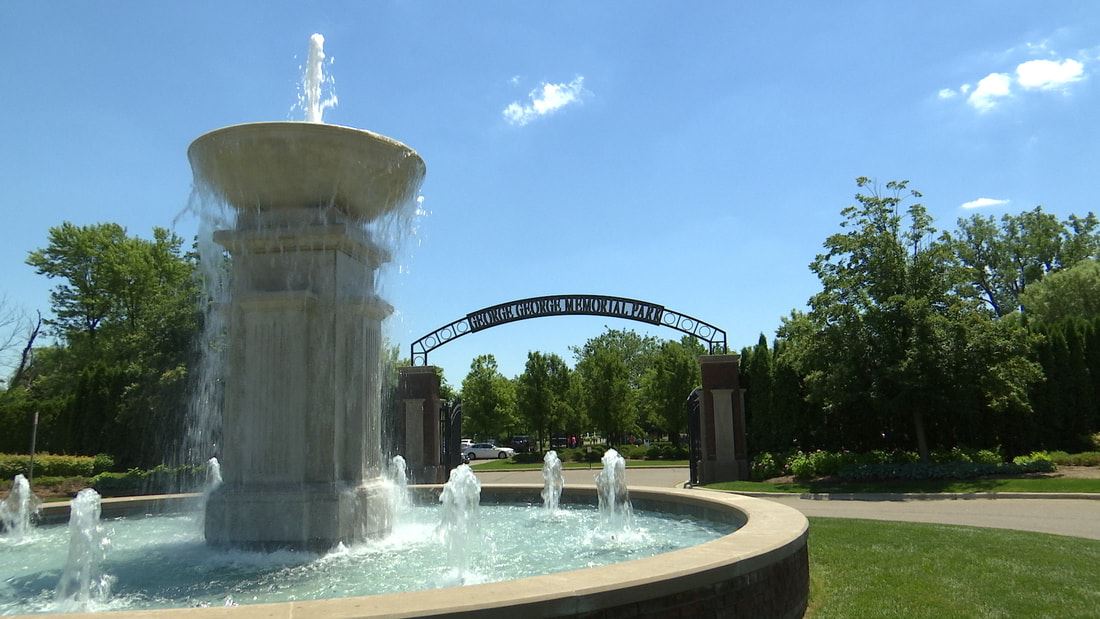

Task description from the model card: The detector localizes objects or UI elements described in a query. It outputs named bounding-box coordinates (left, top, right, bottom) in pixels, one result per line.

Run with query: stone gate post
left=698, top=354, right=748, bottom=483
left=397, top=366, right=444, bottom=483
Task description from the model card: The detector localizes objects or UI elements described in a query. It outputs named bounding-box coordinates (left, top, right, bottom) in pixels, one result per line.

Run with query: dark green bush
left=751, top=452, right=783, bottom=480
left=1049, top=451, right=1100, bottom=467
left=90, top=464, right=205, bottom=497
left=838, top=460, right=1054, bottom=482
left=0, top=453, right=98, bottom=478
left=511, top=452, right=544, bottom=464
left=614, top=445, right=647, bottom=459
left=92, top=453, right=115, bottom=474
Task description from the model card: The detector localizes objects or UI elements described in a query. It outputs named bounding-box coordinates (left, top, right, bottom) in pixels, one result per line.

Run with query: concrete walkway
left=472, top=466, right=1100, bottom=541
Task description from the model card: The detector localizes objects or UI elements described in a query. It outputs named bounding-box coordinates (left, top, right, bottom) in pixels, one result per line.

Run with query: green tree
left=1019, top=259, right=1100, bottom=326
left=575, top=346, right=634, bottom=445
left=781, top=179, right=1040, bottom=460
left=515, top=351, right=573, bottom=448
left=9, top=222, right=200, bottom=466
left=640, top=336, right=702, bottom=445
left=952, top=207, right=1099, bottom=316
left=459, top=354, right=517, bottom=441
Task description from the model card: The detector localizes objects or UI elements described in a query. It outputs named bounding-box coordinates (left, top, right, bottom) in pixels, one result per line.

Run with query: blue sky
left=2, top=2, right=1099, bottom=385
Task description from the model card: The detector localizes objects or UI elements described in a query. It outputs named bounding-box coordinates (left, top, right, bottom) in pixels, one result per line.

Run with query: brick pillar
left=397, top=366, right=444, bottom=483
left=698, top=354, right=748, bottom=482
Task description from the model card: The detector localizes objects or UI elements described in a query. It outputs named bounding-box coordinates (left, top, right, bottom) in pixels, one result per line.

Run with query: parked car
left=464, top=442, right=515, bottom=460
left=460, top=438, right=473, bottom=449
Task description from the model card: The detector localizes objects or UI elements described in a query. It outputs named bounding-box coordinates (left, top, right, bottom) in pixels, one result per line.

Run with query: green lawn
left=470, top=459, right=689, bottom=471
left=706, top=476, right=1100, bottom=494
left=807, top=517, right=1100, bottom=617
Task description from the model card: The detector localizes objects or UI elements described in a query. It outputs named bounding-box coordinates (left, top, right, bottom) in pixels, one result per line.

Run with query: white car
left=464, top=442, right=514, bottom=460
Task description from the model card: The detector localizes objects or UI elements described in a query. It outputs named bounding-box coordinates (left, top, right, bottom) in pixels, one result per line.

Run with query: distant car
left=460, top=438, right=473, bottom=449
left=464, top=442, right=515, bottom=460
left=509, top=435, right=532, bottom=453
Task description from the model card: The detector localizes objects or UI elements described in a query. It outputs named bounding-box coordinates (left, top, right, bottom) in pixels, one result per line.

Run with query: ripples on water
left=0, top=504, right=735, bottom=614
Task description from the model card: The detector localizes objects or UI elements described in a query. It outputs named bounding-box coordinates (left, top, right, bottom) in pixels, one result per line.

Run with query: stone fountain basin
left=32, top=485, right=808, bottom=619
left=188, top=122, right=425, bottom=220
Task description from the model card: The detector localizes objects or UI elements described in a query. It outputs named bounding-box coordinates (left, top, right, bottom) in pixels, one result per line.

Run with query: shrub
left=973, top=449, right=1002, bottom=465
left=615, top=445, right=648, bottom=460
left=92, top=453, right=116, bottom=474
left=90, top=464, right=205, bottom=497
left=1049, top=451, right=1100, bottom=467
left=838, top=459, right=1054, bottom=482
left=788, top=451, right=814, bottom=479
left=751, top=452, right=782, bottom=480
left=1012, top=451, right=1054, bottom=467
left=0, top=453, right=98, bottom=478
left=511, top=452, right=544, bottom=464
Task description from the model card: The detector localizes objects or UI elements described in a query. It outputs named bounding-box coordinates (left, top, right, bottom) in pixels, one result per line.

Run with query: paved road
left=471, top=466, right=1100, bottom=540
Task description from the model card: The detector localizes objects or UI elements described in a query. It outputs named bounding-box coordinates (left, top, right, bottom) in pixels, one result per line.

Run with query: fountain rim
left=186, top=121, right=424, bottom=166
left=30, top=484, right=808, bottom=619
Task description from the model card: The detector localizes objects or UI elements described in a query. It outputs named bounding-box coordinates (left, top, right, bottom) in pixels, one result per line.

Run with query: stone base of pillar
left=204, top=478, right=392, bottom=551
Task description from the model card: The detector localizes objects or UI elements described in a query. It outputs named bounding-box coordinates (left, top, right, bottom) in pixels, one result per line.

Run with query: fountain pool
left=2, top=485, right=807, bottom=618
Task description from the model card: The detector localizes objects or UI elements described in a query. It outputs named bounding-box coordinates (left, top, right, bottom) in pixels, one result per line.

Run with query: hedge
left=91, top=464, right=206, bottom=497
left=0, top=453, right=115, bottom=479
left=837, top=460, right=1055, bottom=482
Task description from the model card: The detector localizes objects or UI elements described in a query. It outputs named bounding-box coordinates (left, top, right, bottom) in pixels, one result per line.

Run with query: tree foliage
left=778, top=179, right=1041, bottom=460
left=0, top=223, right=200, bottom=466
left=515, top=351, right=573, bottom=447
left=459, top=354, right=517, bottom=441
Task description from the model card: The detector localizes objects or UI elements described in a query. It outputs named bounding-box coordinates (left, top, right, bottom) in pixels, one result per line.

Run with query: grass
left=470, top=459, right=690, bottom=471
left=807, top=517, right=1100, bottom=617
left=706, top=476, right=1100, bottom=494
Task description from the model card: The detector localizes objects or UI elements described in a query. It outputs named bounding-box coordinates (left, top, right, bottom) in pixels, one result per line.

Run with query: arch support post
left=698, top=354, right=748, bottom=483
left=397, top=366, right=445, bottom=483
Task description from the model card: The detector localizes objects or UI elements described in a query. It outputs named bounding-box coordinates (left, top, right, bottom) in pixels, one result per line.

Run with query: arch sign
left=410, top=294, right=726, bottom=366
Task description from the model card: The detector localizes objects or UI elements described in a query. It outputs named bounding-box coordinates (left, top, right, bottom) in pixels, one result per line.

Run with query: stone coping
left=24, top=484, right=808, bottom=618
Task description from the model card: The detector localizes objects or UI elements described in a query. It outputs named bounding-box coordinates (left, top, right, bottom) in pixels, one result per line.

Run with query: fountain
left=541, top=450, right=564, bottom=512
left=595, top=448, right=633, bottom=531
left=54, top=489, right=111, bottom=611
left=0, top=35, right=810, bottom=617
left=437, top=464, right=481, bottom=580
left=191, top=32, right=425, bottom=550
left=387, top=455, right=411, bottom=514
left=0, top=474, right=37, bottom=540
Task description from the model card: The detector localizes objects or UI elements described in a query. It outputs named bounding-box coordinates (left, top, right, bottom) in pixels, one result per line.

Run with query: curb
left=691, top=487, right=1100, bottom=501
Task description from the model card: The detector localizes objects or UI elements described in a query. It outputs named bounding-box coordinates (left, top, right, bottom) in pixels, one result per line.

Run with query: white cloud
left=961, top=197, right=1010, bottom=210
left=1016, top=58, right=1084, bottom=90
left=959, top=83, right=972, bottom=94
left=502, top=76, right=586, bottom=126
left=967, top=73, right=1012, bottom=112
left=937, top=88, right=957, bottom=100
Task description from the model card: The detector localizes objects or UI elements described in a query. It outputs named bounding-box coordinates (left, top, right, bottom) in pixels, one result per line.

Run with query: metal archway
left=410, top=294, right=727, bottom=366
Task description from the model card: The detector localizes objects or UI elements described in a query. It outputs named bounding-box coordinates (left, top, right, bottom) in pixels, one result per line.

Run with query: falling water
left=388, top=455, right=410, bottom=514
left=302, top=33, right=337, bottom=123
left=205, top=457, right=223, bottom=492
left=54, top=489, right=112, bottom=611
left=541, top=451, right=564, bottom=513
left=437, top=465, right=481, bottom=579
left=0, top=474, right=37, bottom=539
left=595, top=449, right=634, bottom=531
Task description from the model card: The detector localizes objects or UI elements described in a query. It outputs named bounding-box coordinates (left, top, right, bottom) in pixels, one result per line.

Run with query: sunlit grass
left=807, top=517, right=1100, bottom=617
left=707, top=477, right=1100, bottom=494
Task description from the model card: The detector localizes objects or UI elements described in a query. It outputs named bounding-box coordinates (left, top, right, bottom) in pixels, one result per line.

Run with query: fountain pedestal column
left=698, top=354, right=748, bottom=483
left=189, top=122, right=425, bottom=550
left=204, top=217, right=394, bottom=549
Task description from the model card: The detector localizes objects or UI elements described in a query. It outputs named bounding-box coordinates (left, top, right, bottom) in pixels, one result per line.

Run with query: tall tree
left=9, top=222, right=200, bottom=466
left=459, top=354, right=517, bottom=441
left=781, top=178, right=1040, bottom=460
left=575, top=346, right=634, bottom=445
left=515, top=351, right=573, bottom=448
left=640, top=336, right=702, bottom=445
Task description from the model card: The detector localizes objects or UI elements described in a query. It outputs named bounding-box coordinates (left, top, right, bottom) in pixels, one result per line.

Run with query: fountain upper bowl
left=188, top=122, right=425, bottom=221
